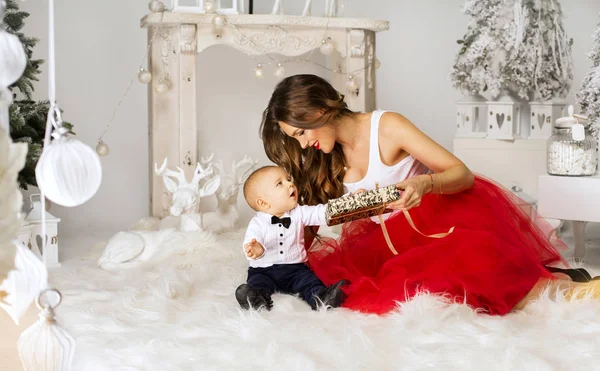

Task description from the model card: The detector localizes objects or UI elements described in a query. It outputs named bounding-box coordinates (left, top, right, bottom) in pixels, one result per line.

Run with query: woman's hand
left=388, top=175, right=430, bottom=211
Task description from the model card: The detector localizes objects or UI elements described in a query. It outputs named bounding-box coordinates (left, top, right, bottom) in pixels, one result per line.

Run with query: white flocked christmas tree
left=450, top=0, right=506, bottom=99
left=576, top=12, right=600, bottom=144
left=520, top=0, right=573, bottom=100
left=451, top=0, right=573, bottom=101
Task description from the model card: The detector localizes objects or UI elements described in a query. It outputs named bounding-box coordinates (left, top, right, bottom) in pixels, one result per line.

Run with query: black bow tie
left=271, top=216, right=291, bottom=229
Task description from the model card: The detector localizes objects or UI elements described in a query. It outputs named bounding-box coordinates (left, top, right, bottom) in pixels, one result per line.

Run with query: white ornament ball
left=0, top=30, right=27, bottom=87
left=274, top=63, right=285, bottom=79
left=346, top=76, right=359, bottom=95
left=148, top=0, right=165, bottom=12
left=35, top=130, right=103, bottom=207
left=254, top=64, right=264, bottom=79
left=96, top=140, right=110, bottom=157
left=155, top=78, right=170, bottom=94
left=320, top=39, right=334, bottom=56
left=137, top=68, right=152, bottom=84
left=212, top=15, right=225, bottom=29
left=204, top=1, right=216, bottom=13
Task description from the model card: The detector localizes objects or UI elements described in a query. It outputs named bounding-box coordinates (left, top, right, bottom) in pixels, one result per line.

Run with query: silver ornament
left=96, top=140, right=110, bottom=157
left=204, top=0, right=216, bottom=13
left=212, top=15, right=225, bottom=29
left=320, top=39, right=334, bottom=56
left=254, top=64, right=264, bottom=79
left=137, top=68, right=152, bottom=84
left=274, top=63, right=285, bottom=79
left=346, top=75, right=359, bottom=95
left=155, top=78, right=170, bottom=94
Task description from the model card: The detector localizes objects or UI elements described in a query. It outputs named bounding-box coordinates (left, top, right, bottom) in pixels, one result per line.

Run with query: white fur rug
left=50, top=229, right=600, bottom=371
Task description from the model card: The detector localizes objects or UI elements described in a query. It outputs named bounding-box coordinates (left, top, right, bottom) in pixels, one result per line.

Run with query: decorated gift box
left=325, top=184, right=401, bottom=226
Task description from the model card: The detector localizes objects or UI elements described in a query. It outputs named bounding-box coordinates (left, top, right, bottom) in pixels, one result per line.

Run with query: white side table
left=537, top=174, right=600, bottom=261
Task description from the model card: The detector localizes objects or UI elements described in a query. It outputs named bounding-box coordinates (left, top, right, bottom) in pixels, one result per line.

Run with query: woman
left=260, top=74, right=596, bottom=315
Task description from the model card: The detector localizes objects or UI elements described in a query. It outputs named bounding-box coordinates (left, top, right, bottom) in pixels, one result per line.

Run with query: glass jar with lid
left=546, top=106, right=597, bottom=176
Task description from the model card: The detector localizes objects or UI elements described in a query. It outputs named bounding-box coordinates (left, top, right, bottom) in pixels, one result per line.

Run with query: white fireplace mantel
left=141, top=12, right=389, bottom=216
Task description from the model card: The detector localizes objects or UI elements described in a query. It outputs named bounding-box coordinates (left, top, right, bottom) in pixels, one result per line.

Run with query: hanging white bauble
left=35, top=127, right=102, bottom=207
left=95, top=140, right=109, bottom=157
left=0, top=29, right=27, bottom=87
left=274, top=63, right=285, bottom=79
left=319, top=39, right=334, bottom=56
left=155, top=78, right=170, bottom=94
left=18, top=289, right=75, bottom=371
left=212, top=15, right=225, bottom=29
left=148, top=0, right=165, bottom=12
left=204, top=0, right=216, bottom=13
left=137, top=68, right=152, bottom=84
left=346, top=75, right=359, bottom=95
left=375, top=59, right=381, bottom=70
left=254, top=64, right=264, bottom=79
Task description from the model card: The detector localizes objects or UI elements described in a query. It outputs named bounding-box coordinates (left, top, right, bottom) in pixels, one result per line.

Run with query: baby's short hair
left=243, top=165, right=279, bottom=211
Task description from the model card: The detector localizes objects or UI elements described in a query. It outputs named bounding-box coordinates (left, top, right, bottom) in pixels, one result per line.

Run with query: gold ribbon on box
left=325, top=183, right=454, bottom=255
left=377, top=182, right=454, bottom=255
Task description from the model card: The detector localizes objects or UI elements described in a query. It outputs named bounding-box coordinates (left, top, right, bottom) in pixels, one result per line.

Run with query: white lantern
left=487, top=94, right=521, bottom=140
left=455, top=94, right=487, bottom=138
left=18, top=288, right=76, bottom=371
left=26, top=194, right=61, bottom=268
left=16, top=220, right=40, bottom=257
left=528, top=100, right=566, bottom=139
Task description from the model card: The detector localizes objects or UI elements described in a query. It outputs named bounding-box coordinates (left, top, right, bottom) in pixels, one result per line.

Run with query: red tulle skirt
left=307, top=176, right=568, bottom=316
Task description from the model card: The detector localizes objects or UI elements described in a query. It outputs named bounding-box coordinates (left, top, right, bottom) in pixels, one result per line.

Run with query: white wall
left=17, top=0, right=600, bottom=237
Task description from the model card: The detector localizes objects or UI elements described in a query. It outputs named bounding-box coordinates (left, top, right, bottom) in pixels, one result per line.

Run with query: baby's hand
left=245, top=238, right=265, bottom=260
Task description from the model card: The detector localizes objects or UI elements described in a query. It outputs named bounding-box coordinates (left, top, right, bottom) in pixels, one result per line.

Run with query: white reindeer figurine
left=202, top=155, right=258, bottom=234
left=97, top=158, right=221, bottom=270
left=155, top=157, right=221, bottom=232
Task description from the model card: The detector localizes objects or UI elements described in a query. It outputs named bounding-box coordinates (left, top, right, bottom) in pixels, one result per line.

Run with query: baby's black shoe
left=314, top=279, right=348, bottom=310
left=235, top=284, right=273, bottom=311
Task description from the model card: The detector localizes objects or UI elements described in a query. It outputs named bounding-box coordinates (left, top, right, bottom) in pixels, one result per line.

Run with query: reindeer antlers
left=154, top=158, right=187, bottom=185
left=232, top=156, right=256, bottom=172
left=233, top=155, right=258, bottom=184
left=190, top=162, right=215, bottom=187
left=155, top=156, right=217, bottom=189
left=195, top=154, right=257, bottom=185
left=199, top=153, right=215, bottom=165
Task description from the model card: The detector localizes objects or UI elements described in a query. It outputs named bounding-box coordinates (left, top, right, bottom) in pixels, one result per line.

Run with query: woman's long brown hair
left=260, top=74, right=357, bottom=206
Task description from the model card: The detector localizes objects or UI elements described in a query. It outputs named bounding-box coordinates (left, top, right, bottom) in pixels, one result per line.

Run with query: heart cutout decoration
left=537, top=113, right=546, bottom=129
left=496, top=113, right=505, bottom=129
